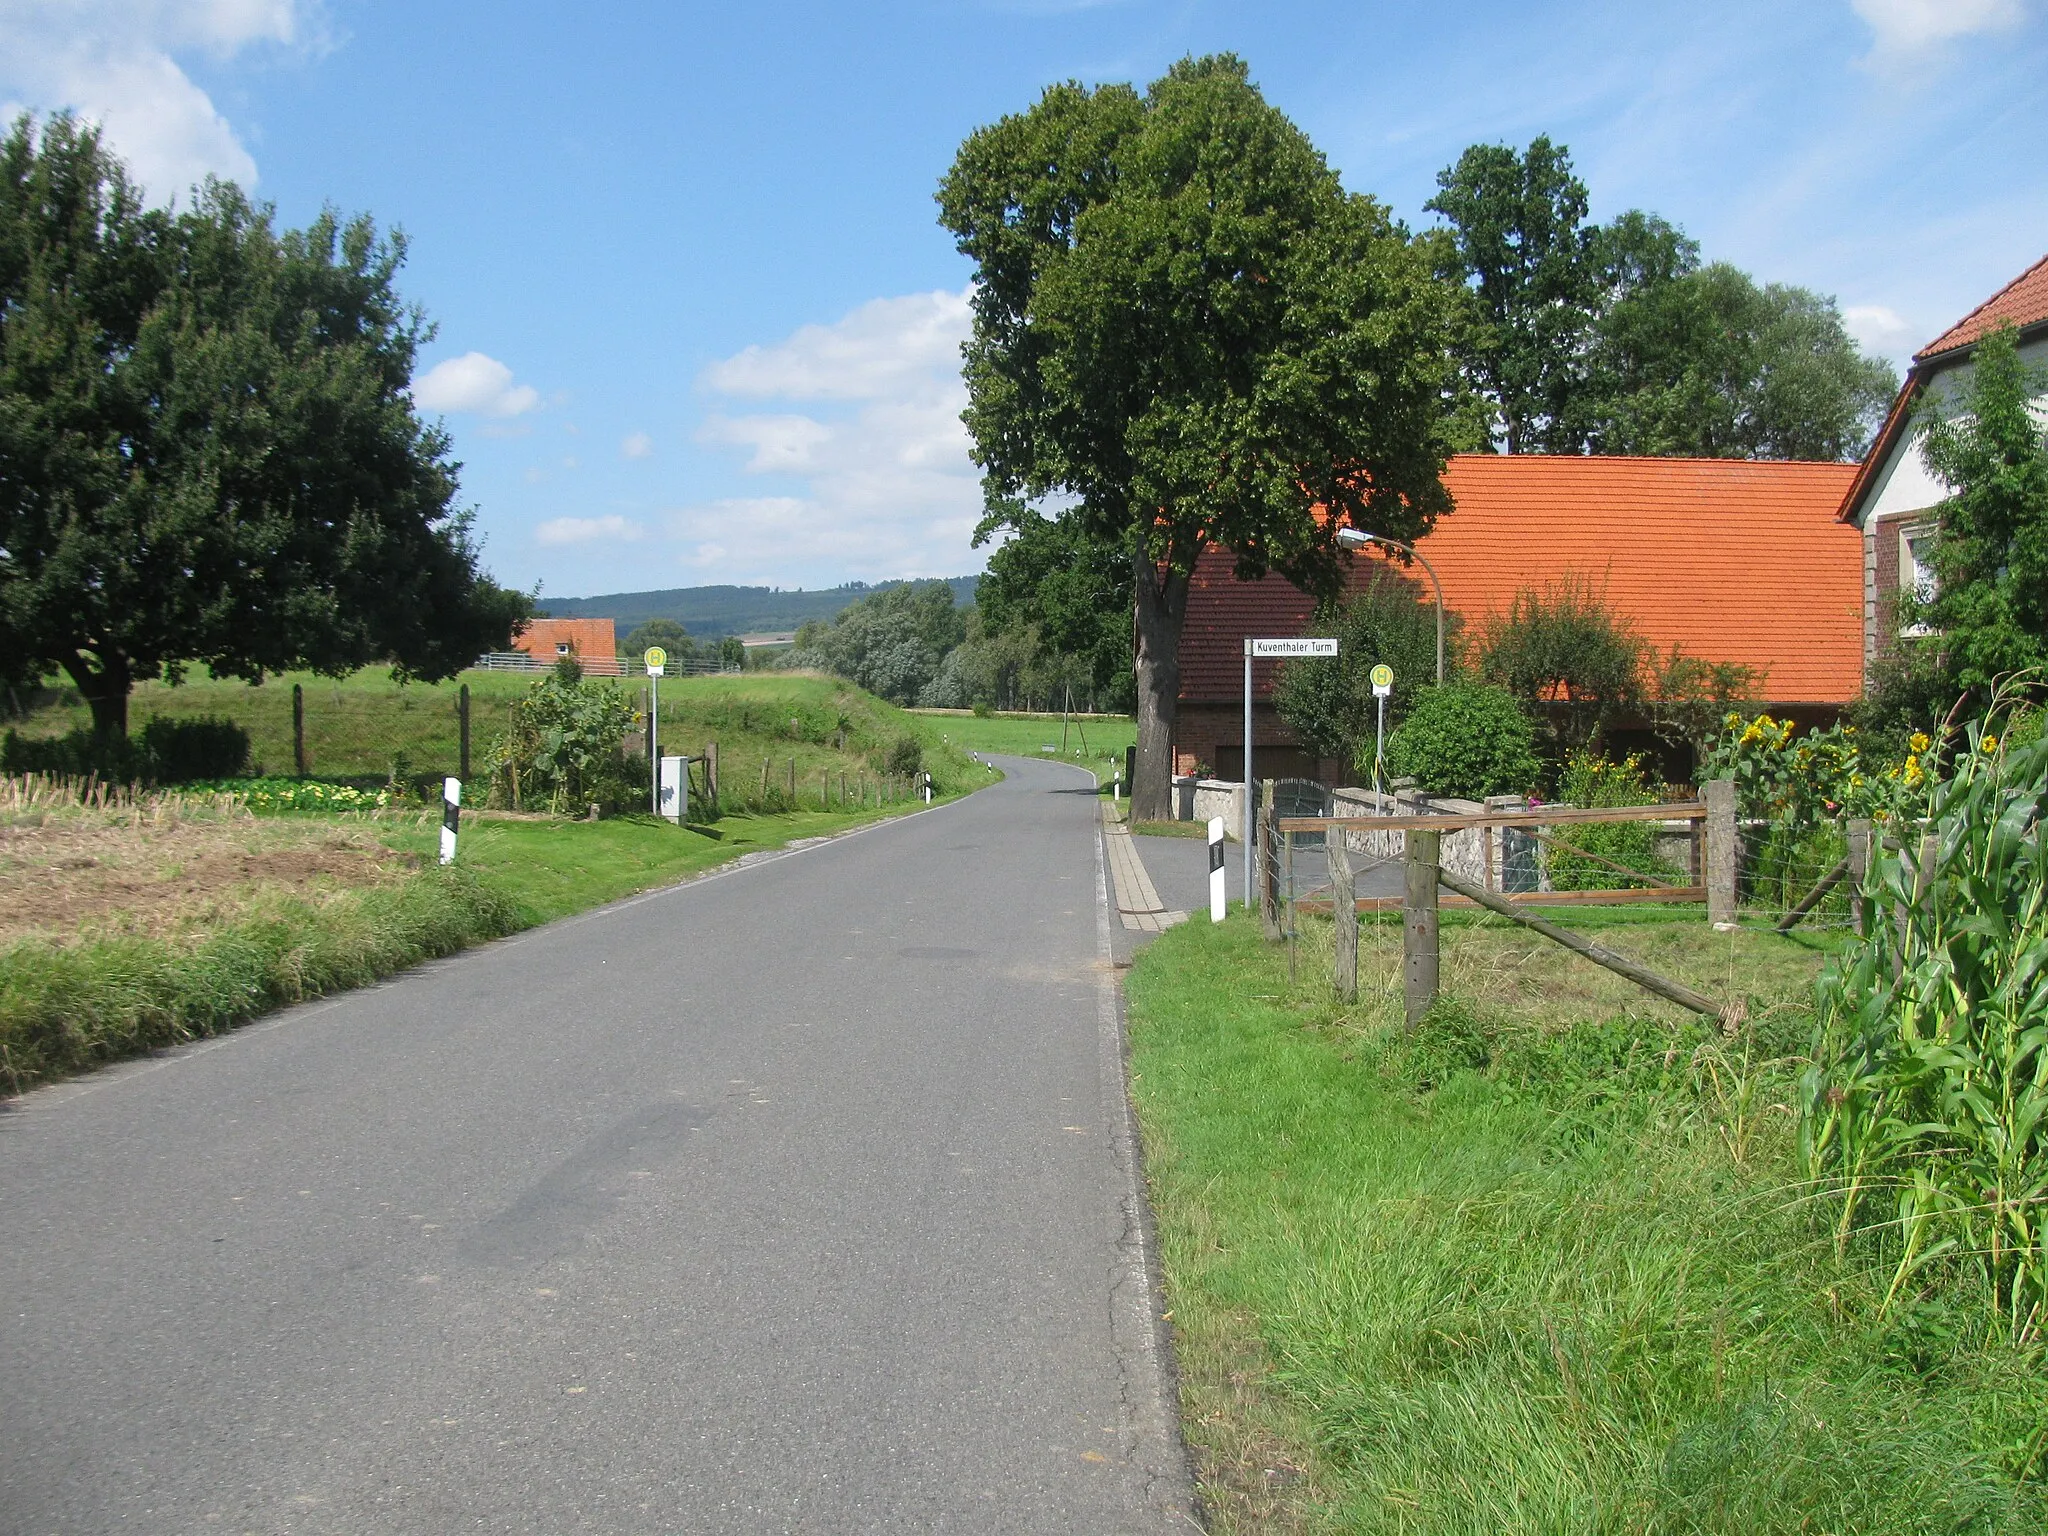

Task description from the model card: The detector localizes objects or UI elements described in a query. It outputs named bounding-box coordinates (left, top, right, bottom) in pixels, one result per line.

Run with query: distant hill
left=535, top=577, right=981, bottom=638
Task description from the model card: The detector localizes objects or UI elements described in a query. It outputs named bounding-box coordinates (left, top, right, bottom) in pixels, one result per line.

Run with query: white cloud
left=1851, top=0, right=2027, bottom=64
left=412, top=352, right=542, bottom=418
left=701, top=289, right=972, bottom=401
left=535, top=515, right=643, bottom=547
left=0, top=1, right=317, bottom=199
left=1844, top=302, right=1923, bottom=362
left=620, top=431, right=654, bottom=460
left=683, top=287, right=983, bottom=584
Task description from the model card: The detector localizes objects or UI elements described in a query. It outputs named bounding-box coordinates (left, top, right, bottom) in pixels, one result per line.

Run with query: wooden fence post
left=457, top=682, right=471, bottom=784
left=789, top=757, right=796, bottom=800
left=1259, top=780, right=1282, bottom=942
left=1705, top=778, right=1737, bottom=926
left=706, top=741, right=718, bottom=811
left=292, top=683, right=306, bottom=778
left=1329, top=825, right=1357, bottom=1002
left=1846, top=817, right=1871, bottom=937
left=1404, top=828, right=1440, bottom=1030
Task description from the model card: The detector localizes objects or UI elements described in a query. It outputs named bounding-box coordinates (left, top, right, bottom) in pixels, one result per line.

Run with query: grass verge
left=1125, top=910, right=2048, bottom=1532
left=907, top=708, right=1131, bottom=782
left=2, top=791, right=953, bottom=1095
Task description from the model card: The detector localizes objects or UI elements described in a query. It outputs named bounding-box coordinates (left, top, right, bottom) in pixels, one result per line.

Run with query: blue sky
left=4, top=1, right=2044, bottom=602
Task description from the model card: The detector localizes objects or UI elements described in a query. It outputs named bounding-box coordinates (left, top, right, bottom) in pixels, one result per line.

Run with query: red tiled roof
left=1179, top=453, right=1863, bottom=707
left=1916, top=252, right=2048, bottom=361
left=1840, top=253, right=2048, bottom=524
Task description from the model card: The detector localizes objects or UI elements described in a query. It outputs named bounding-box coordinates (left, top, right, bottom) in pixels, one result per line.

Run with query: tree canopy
left=938, top=54, right=1465, bottom=815
left=1429, top=135, right=1896, bottom=461
left=786, top=581, right=966, bottom=706
left=973, top=510, right=1132, bottom=697
left=1911, top=325, right=2048, bottom=701
left=0, top=113, right=528, bottom=734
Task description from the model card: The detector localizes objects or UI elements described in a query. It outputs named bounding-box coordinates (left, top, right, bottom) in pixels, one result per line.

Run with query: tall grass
left=1125, top=914, right=2048, bottom=1532
left=0, top=868, right=522, bottom=1093
left=1804, top=709, right=2048, bottom=1341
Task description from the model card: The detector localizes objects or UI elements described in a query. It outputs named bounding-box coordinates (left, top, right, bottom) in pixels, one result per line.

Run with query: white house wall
left=1862, top=334, right=2048, bottom=525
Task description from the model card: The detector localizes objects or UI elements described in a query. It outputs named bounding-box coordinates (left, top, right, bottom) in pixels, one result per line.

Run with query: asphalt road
left=1, top=756, right=1193, bottom=1534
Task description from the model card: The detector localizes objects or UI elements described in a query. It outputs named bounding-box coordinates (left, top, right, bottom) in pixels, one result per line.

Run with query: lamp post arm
left=1367, top=535, right=1445, bottom=685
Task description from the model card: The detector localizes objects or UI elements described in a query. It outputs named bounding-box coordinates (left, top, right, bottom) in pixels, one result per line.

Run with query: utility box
left=658, top=755, right=686, bottom=823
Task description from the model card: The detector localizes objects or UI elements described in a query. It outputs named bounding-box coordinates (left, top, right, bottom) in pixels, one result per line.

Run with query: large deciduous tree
left=938, top=55, right=1464, bottom=817
left=973, top=509, right=1134, bottom=702
left=0, top=113, right=529, bottom=736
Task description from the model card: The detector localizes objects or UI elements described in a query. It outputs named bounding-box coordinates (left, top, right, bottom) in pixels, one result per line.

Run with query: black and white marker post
left=440, top=777, right=461, bottom=865
left=1208, top=815, right=1226, bottom=923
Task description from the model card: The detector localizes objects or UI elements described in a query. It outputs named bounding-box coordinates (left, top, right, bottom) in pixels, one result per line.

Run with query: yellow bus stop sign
left=644, top=646, right=667, bottom=676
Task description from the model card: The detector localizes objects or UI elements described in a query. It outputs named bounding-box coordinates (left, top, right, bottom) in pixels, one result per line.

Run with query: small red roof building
left=510, top=617, right=621, bottom=674
left=1174, top=452, right=1860, bottom=783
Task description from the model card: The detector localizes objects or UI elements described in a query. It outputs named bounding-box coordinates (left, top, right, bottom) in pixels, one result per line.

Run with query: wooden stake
left=1705, top=778, right=1738, bottom=925
left=1329, top=824, right=1357, bottom=1002
left=1404, top=829, right=1440, bottom=1030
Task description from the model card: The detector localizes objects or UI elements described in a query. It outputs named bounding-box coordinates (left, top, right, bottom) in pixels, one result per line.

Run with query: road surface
left=1, top=756, right=1193, bottom=1534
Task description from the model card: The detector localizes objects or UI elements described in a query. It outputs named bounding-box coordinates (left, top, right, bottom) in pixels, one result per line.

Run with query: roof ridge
left=1916, top=251, right=2048, bottom=360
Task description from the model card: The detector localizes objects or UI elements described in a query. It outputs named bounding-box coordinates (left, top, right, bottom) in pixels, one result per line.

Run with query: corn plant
left=1801, top=699, right=2048, bottom=1341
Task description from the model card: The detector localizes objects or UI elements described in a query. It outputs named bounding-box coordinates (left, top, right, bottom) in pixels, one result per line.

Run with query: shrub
left=0, top=716, right=248, bottom=784
left=884, top=735, right=923, bottom=778
left=1545, top=750, right=1680, bottom=890
left=140, top=716, right=250, bottom=781
left=1478, top=572, right=1643, bottom=753
left=1274, top=569, right=1446, bottom=764
left=486, top=671, right=638, bottom=813
left=1383, top=683, right=1540, bottom=799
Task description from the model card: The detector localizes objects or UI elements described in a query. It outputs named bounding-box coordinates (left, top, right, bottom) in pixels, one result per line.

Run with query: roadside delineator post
left=440, top=777, right=461, bottom=865
left=1207, top=816, right=1226, bottom=923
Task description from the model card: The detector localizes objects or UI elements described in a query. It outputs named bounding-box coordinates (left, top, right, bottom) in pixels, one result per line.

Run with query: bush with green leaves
left=1803, top=704, right=2048, bottom=1340
left=486, top=670, right=639, bottom=814
left=1383, top=683, right=1540, bottom=800
left=1545, top=750, right=1680, bottom=890
left=1, top=716, right=249, bottom=783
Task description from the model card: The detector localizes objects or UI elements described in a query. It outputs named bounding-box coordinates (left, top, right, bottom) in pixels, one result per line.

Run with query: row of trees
left=778, top=574, right=1133, bottom=714
left=936, top=57, right=1903, bottom=817
left=1, top=114, right=528, bottom=739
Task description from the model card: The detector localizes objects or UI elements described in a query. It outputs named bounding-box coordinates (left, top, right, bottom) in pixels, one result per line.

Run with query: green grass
left=1125, top=911, right=2048, bottom=1533
left=7, top=668, right=1000, bottom=797
left=907, top=708, right=1131, bottom=782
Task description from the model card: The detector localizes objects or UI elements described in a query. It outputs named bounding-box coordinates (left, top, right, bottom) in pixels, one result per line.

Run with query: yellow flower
left=1980, top=734, right=1999, bottom=753
left=1903, top=758, right=1923, bottom=786
left=1909, top=732, right=1932, bottom=754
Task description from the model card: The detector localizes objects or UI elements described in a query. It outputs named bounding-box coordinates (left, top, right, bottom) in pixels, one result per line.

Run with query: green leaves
left=1805, top=703, right=2048, bottom=1339
left=1384, top=682, right=1542, bottom=799
left=0, top=113, right=528, bottom=735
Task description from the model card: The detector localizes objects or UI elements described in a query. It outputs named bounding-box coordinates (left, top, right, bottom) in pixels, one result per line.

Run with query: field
left=907, top=708, right=1132, bottom=783
left=7, top=669, right=995, bottom=801
left=1125, top=908, right=2048, bottom=1532
left=0, top=673, right=997, bottom=1094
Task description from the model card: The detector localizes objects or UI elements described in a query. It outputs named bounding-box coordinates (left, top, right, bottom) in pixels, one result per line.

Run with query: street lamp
left=1336, top=527, right=1445, bottom=685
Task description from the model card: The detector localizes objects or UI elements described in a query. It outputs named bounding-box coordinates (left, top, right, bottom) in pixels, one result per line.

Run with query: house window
left=1900, top=525, right=1936, bottom=636
left=556, top=641, right=572, bottom=656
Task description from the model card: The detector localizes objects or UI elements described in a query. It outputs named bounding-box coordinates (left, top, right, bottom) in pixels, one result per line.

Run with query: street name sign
left=1247, top=637, right=1339, bottom=658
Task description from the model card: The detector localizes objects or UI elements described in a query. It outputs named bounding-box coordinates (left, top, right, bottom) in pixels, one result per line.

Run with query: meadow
left=1125, top=908, right=2048, bottom=1533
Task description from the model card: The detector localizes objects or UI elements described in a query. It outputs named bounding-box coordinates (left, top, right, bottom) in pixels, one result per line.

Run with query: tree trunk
left=1129, top=540, right=1191, bottom=823
left=62, top=650, right=132, bottom=737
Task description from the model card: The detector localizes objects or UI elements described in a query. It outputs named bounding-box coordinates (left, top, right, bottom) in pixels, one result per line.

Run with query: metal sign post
left=644, top=647, right=667, bottom=816
left=1370, top=663, right=1393, bottom=800
left=1245, top=638, right=1339, bottom=909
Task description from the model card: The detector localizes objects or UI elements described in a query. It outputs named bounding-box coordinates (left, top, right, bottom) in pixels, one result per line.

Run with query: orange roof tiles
left=1179, top=453, right=1863, bottom=707
left=1916, top=252, right=2048, bottom=361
